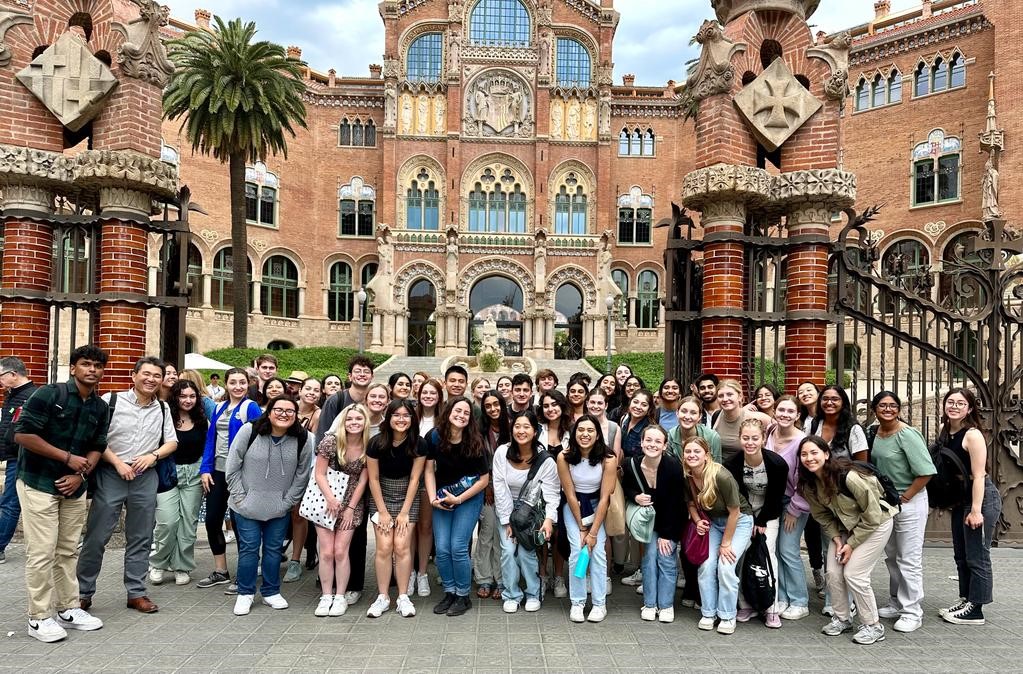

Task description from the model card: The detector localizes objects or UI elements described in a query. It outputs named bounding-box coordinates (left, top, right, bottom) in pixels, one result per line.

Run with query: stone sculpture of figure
left=480, top=316, right=502, bottom=359
left=474, top=85, right=490, bottom=134
left=538, top=30, right=552, bottom=78
left=400, top=94, right=413, bottom=134
left=365, top=225, right=394, bottom=312
left=510, top=88, right=525, bottom=134
left=445, top=227, right=459, bottom=297
left=550, top=100, right=564, bottom=138
left=447, top=30, right=461, bottom=75
left=416, top=94, right=430, bottom=135
left=433, top=95, right=446, bottom=135
left=598, top=94, right=611, bottom=136
left=583, top=99, right=597, bottom=140
left=534, top=230, right=547, bottom=292
left=598, top=231, right=623, bottom=303
left=566, top=99, right=581, bottom=140
left=384, top=82, right=397, bottom=128
left=982, top=151, right=1001, bottom=220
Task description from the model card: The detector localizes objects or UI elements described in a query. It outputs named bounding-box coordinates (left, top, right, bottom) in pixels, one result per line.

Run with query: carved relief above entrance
left=462, top=70, right=534, bottom=138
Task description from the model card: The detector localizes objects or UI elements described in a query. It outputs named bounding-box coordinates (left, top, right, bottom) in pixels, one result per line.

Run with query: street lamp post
left=605, top=294, right=615, bottom=375
left=356, top=288, right=367, bottom=353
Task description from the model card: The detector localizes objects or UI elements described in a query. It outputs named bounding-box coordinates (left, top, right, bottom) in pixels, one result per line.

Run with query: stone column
left=699, top=200, right=747, bottom=381
left=370, top=311, right=383, bottom=349
left=250, top=281, right=263, bottom=315
left=784, top=201, right=832, bottom=391
left=0, top=184, right=55, bottom=382
left=201, top=274, right=213, bottom=308
left=94, top=187, right=150, bottom=389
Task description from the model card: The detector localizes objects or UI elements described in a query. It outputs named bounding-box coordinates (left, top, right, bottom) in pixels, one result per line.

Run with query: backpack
left=840, top=461, right=902, bottom=511
left=926, top=441, right=972, bottom=510
left=509, top=450, right=553, bottom=552
left=740, top=531, right=776, bottom=616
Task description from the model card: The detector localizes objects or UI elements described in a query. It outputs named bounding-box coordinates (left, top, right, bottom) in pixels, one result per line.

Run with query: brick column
left=0, top=184, right=54, bottom=382
left=94, top=188, right=150, bottom=389
left=784, top=202, right=831, bottom=391
left=700, top=200, right=746, bottom=381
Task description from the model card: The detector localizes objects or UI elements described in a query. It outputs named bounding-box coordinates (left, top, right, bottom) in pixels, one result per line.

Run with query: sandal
left=492, top=586, right=503, bottom=601
left=476, top=583, right=493, bottom=599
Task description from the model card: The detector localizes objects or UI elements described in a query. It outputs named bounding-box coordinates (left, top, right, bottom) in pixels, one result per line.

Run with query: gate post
left=784, top=202, right=834, bottom=391
left=698, top=200, right=748, bottom=382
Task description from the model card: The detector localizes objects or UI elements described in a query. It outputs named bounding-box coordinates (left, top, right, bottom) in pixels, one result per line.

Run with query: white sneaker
left=28, top=618, right=67, bottom=643
left=821, top=604, right=835, bottom=617
left=893, top=615, right=922, bottom=633
left=234, top=595, right=254, bottom=616
left=396, top=594, right=416, bottom=617
left=553, top=576, right=568, bottom=598
left=658, top=607, right=675, bottom=623
left=569, top=605, right=585, bottom=622
left=781, top=605, right=809, bottom=620
left=416, top=574, right=431, bottom=597
left=716, top=618, right=736, bottom=635
left=622, top=569, right=643, bottom=586
left=525, top=598, right=541, bottom=612
left=56, top=608, right=103, bottom=631
left=641, top=606, right=657, bottom=621
left=698, top=616, right=717, bottom=630
left=344, top=591, right=362, bottom=605
left=877, top=605, right=901, bottom=620
left=587, top=605, right=607, bottom=623
left=148, top=568, right=165, bottom=584
left=175, top=571, right=191, bottom=586
left=503, top=599, right=519, bottom=613
left=635, top=584, right=643, bottom=595
left=367, top=594, right=390, bottom=618
left=314, top=595, right=333, bottom=617
left=262, top=594, right=289, bottom=610
left=329, top=595, right=349, bottom=617
left=224, top=530, right=236, bottom=543
left=406, top=572, right=417, bottom=597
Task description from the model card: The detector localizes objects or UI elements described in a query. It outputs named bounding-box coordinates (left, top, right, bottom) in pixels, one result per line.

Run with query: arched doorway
left=469, top=276, right=524, bottom=356
left=407, top=279, right=436, bottom=356
left=555, top=283, right=583, bottom=360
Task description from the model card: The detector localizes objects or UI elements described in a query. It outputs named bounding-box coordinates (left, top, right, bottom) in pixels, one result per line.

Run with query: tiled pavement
left=0, top=539, right=1019, bottom=673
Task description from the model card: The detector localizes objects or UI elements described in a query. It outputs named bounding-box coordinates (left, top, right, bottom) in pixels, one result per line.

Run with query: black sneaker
left=433, top=592, right=457, bottom=615
left=196, top=570, right=230, bottom=588
left=942, top=601, right=985, bottom=625
left=446, top=595, right=472, bottom=617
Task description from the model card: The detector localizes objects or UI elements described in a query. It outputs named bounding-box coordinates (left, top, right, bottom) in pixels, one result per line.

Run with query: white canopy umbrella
left=184, top=352, right=234, bottom=371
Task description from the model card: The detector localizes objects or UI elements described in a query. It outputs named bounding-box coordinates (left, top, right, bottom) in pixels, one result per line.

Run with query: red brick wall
left=0, top=220, right=54, bottom=381
left=94, top=219, right=148, bottom=388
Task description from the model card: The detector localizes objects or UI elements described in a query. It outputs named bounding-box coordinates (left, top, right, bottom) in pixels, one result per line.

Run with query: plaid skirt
left=369, top=475, right=421, bottom=523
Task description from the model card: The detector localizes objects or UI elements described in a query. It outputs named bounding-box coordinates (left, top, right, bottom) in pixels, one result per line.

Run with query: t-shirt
left=688, top=468, right=753, bottom=519
left=803, top=418, right=868, bottom=460
left=743, top=461, right=769, bottom=515
left=425, top=430, right=489, bottom=489
left=658, top=407, right=680, bottom=432
left=870, top=425, right=936, bottom=492
left=366, top=434, right=427, bottom=480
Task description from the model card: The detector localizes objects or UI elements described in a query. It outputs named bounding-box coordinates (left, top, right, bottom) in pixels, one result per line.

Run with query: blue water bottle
left=574, top=545, right=590, bottom=578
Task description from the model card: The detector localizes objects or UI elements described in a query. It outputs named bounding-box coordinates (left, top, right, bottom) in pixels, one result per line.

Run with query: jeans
left=698, top=513, right=754, bottom=620
left=234, top=511, right=289, bottom=597
left=498, top=525, right=541, bottom=603
left=563, top=501, right=608, bottom=607
left=884, top=490, right=928, bottom=619
left=776, top=511, right=810, bottom=609
left=950, top=478, right=1001, bottom=606
left=642, top=538, right=677, bottom=610
left=0, top=460, right=21, bottom=552
left=432, top=491, right=484, bottom=597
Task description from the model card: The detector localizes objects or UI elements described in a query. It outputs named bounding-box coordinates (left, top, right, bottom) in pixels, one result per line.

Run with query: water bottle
left=574, top=545, right=590, bottom=578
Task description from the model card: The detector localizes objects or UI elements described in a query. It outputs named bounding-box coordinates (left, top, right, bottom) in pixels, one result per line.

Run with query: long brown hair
left=435, top=396, right=484, bottom=458
left=937, top=387, right=984, bottom=444
left=795, top=435, right=872, bottom=502
left=681, top=436, right=721, bottom=510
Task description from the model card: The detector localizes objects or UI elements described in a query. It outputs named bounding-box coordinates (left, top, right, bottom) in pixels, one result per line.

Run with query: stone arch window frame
left=877, top=235, right=933, bottom=313
left=610, top=267, right=631, bottom=325
left=543, top=264, right=597, bottom=316
left=617, top=126, right=655, bottom=157
left=468, top=0, right=532, bottom=48
left=548, top=161, right=595, bottom=236
left=338, top=116, right=377, bottom=148
left=405, top=30, right=444, bottom=83
left=392, top=261, right=446, bottom=307
left=55, top=225, right=93, bottom=295
left=635, top=267, right=662, bottom=330
left=555, top=36, right=592, bottom=88
left=325, top=256, right=357, bottom=322
left=853, top=66, right=903, bottom=113
left=210, top=244, right=256, bottom=312
left=245, top=161, right=280, bottom=228
left=617, top=186, right=654, bottom=246
left=338, top=176, right=377, bottom=238
left=397, top=155, right=446, bottom=231
left=456, top=257, right=536, bottom=309
left=460, top=154, right=534, bottom=234
left=913, top=49, right=968, bottom=100
left=938, top=226, right=986, bottom=310
left=911, top=128, right=962, bottom=208
left=258, top=249, right=304, bottom=319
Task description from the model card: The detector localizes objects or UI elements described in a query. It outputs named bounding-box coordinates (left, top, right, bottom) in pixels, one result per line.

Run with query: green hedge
left=201, top=347, right=389, bottom=381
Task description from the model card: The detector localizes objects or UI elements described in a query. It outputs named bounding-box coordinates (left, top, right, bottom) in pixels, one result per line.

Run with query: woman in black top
left=150, top=380, right=210, bottom=586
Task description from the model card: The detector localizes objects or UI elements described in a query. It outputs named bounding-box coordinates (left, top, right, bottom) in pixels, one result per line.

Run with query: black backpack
left=840, top=461, right=902, bottom=511
left=740, top=531, right=776, bottom=616
left=926, top=441, right=972, bottom=510
left=509, top=451, right=552, bottom=552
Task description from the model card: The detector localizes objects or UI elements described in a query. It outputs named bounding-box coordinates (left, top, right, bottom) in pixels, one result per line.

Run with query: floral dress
left=316, top=433, right=366, bottom=531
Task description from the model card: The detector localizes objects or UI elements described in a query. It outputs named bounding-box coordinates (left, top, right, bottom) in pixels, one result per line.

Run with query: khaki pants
left=17, top=480, right=88, bottom=620
left=826, top=518, right=894, bottom=625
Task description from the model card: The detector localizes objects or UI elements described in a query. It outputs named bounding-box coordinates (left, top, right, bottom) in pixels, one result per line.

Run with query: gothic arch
left=548, top=159, right=597, bottom=234
left=397, top=154, right=447, bottom=229
left=460, top=152, right=535, bottom=231
left=456, top=257, right=535, bottom=308
left=393, top=261, right=445, bottom=306
left=398, top=20, right=448, bottom=61
left=545, top=264, right=597, bottom=312
left=934, top=219, right=984, bottom=252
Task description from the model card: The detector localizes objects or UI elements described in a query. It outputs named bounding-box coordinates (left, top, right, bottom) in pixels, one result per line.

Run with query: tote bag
left=298, top=467, right=350, bottom=530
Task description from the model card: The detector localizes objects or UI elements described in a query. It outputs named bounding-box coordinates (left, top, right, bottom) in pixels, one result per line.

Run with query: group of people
left=0, top=350, right=1000, bottom=646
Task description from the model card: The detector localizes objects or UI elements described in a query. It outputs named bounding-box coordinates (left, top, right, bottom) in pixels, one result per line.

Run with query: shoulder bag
left=299, top=453, right=350, bottom=529
left=624, top=459, right=657, bottom=543
left=682, top=476, right=710, bottom=565
left=509, top=451, right=552, bottom=551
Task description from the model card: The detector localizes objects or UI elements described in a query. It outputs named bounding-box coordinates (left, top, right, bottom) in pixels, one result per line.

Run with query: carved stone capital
left=0, top=182, right=54, bottom=213
left=686, top=20, right=746, bottom=102
left=701, top=200, right=747, bottom=226
left=383, top=59, right=400, bottom=79
left=0, top=144, right=74, bottom=189
left=0, top=10, right=33, bottom=67
left=681, top=164, right=773, bottom=211
left=114, top=0, right=175, bottom=87
left=99, top=187, right=151, bottom=217
left=785, top=201, right=833, bottom=230
left=712, top=0, right=820, bottom=25
left=772, top=169, right=856, bottom=208
left=72, top=149, right=178, bottom=199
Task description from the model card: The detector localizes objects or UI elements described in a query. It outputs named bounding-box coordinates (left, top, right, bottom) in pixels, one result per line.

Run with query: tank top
left=714, top=409, right=747, bottom=464
left=946, top=427, right=973, bottom=472
left=569, top=459, right=604, bottom=494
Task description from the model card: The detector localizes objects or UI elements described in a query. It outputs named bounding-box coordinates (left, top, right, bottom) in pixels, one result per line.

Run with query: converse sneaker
left=553, top=576, right=568, bottom=598
left=416, top=573, right=431, bottom=597
left=174, top=571, right=191, bottom=586
left=262, top=594, right=289, bottom=610
left=697, top=616, right=717, bottom=630
left=640, top=606, right=657, bottom=621
left=657, top=607, right=675, bottom=624
left=524, top=597, right=541, bottom=612
left=569, top=604, right=585, bottom=622
left=877, top=604, right=901, bottom=620
left=396, top=594, right=416, bottom=617
left=233, top=595, right=254, bottom=616
left=621, top=569, right=643, bottom=586
left=28, top=618, right=67, bottom=643
left=314, top=595, right=333, bottom=617
left=503, top=599, right=519, bottom=613
left=148, top=568, right=165, bottom=585
left=852, top=622, right=886, bottom=645
left=587, top=605, right=607, bottom=623
left=367, top=594, right=390, bottom=618
left=716, top=618, right=736, bottom=635
left=939, top=597, right=968, bottom=617
left=56, top=608, right=103, bottom=631
left=196, top=570, right=230, bottom=588
left=329, top=595, right=349, bottom=617
left=821, top=617, right=854, bottom=636
left=942, top=601, right=985, bottom=625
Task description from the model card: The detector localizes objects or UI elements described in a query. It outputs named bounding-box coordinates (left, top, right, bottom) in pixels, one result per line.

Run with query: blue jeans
left=563, top=502, right=608, bottom=607
left=498, top=524, right=541, bottom=603
left=951, top=478, right=1001, bottom=606
left=776, top=511, right=810, bottom=608
left=432, top=491, right=483, bottom=597
left=234, top=512, right=289, bottom=597
left=642, top=537, right=678, bottom=609
left=698, top=513, right=754, bottom=620
left=0, top=460, right=20, bottom=552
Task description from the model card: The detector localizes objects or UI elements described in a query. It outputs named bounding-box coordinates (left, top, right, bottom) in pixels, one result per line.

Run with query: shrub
left=478, top=352, right=502, bottom=373
left=201, top=347, right=388, bottom=381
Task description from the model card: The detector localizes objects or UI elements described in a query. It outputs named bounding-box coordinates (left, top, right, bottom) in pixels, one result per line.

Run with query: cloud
left=162, top=0, right=919, bottom=83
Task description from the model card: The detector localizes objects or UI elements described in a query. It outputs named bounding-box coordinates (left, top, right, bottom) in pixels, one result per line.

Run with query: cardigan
left=200, top=398, right=262, bottom=474
left=724, top=449, right=788, bottom=527
left=621, top=454, right=687, bottom=541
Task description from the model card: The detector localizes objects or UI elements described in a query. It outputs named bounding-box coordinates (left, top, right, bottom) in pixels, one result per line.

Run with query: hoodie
left=225, top=423, right=313, bottom=522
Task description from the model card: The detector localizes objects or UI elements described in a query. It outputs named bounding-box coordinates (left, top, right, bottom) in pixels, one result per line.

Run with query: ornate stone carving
left=115, top=0, right=175, bottom=87
left=923, top=221, right=948, bottom=237
left=544, top=265, right=596, bottom=312
left=683, top=164, right=855, bottom=212
left=463, top=71, right=533, bottom=138
left=596, top=64, right=613, bottom=87
left=99, top=186, right=151, bottom=216
left=983, top=153, right=1000, bottom=221
left=447, top=29, right=461, bottom=75
left=448, top=0, right=463, bottom=22
left=686, top=20, right=745, bottom=102
left=534, top=230, right=547, bottom=292
left=382, top=58, right=400, bottom=79
left=538, top=29, right=553, bottom=80
left=711, top=0, right=820, bottom=25
left=808, top=32, right=851, bottom=101
left=0, top=10, right=33, bottom=67
left=772, top=169, right=856, bottom=207
left=199, top=228, right=220, bottom=243
left=598, top=92, right=612, bottom=136
left=393, top=261, right=445, bottom=304
left=250, top=239, right=268, bottom=253
left=16, top=32, right=119, bottom=132
left=785, top=202, right=833, bottom=228
left=681, top=164, right=772, bottom=209
left=455, top=257, right=536, bottom=308
left=597, top=231, right=622, bottom=303
left=734, top=58, right=823, bottom=152
left=384, top=82, right=397, bottom=128
left=364, top=225, right=394, bottom=311
left=0, top=144, right=177, bottom=198
left=0, top=183, right=53, bottom=212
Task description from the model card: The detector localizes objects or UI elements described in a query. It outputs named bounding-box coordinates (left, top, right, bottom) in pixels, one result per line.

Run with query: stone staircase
left=371, top=355, right=601, bottom=385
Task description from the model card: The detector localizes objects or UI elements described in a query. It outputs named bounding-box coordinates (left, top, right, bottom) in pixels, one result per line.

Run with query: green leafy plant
left=478, top=352, right=502, bottom=373
left=201, top=347, right=387, bottom=381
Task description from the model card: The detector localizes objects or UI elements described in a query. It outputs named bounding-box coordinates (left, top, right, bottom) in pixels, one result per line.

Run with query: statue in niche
left=416, top=94, right=430, bottom=135
left=550, top=100, right=563, bottom=138
left=510, top=87, right=526, bottom=134
left=534, top=229, right=548, bottom=292
left=583, top=99, right=597, bottom=140
left=445, top=227, right=459, bottom=300
left=538, top=30, right=552, bottom=78
left=983, top=151, right=1001, bottom=221
left=384, top=82, right=397, bottom=127
left=598, top=93, right=611, bottom=136
left=400, top=94, right=413, bottom=134
left=473, top=85, right=490, bottom=135
left=597, top=230, right=621, bottom=302
left=566, top=99, right=581, bottom=140
left=433, top=95, right=446, bottom=135
left=365, top=225, right=394, bottom=312
left=447, top=30, right=461, bottom=75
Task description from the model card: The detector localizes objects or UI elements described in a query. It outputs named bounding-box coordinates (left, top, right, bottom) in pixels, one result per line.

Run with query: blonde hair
left=334, top=403, right=370, bottom=466
left=681, top=436, right=721, bottom=510
left=739, top=417, right=766, bottom=439
left=718, top=378, right=744, bottom=402
left=178, top=369, right=208, bottom=395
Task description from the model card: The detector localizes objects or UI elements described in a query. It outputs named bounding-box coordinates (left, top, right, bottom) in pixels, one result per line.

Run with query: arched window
left=914, top=62, right=929, bottom=97
left=261, top=255, right=299, bottom=318
left=888, top=70, right=902, bottom=103
left=327, top=261, right=354, bottom=321
left=339, top=118, right=376, bottom=147
left=940, top=230, right=985, bottom=310
left=556, top=37, right=591, bottom=87
left=339, top=118, right=351, bottom=145
left=855, top=78, right=869, bottom=111
left=931, top=57, right=947, bottom=91
left=880, top=239, right=930, bottom=313
left=407, top=32, right=443, bottom=82
left=466, top=167, right=527, bottom=233
left=617, top=187, right=653, bottom=245
left=950, top=52, right=966, bottom=88
left=871, top=74, right=885, bottom=108
left=211, top=248, right=253, bottom=311
left=618, top=128, right=654, bottom=156
left=364, top=120, right=376, bottom=147
left=618, top=129, right=630, bottom=155
left=637, top=270, right=659, bottom=329
left=339, top=178, right=376, bottom=237
left=912, top=129, right=961, bottom=206
left=469, top=0, right=530, bottom=47
left=554, top=172, right=587, bottom=235
left=244, top=162, right=279, bottom=226
left=58, top=228, right=90, bottom=294
left=611, top=269, right=629, bottom=324
left=642, top=129, right=655, bottom=156
left=186, top=243, right=203, bottom=308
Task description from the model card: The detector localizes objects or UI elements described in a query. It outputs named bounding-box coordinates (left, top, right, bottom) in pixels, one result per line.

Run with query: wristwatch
left=150, top=449, right=160, bottom=460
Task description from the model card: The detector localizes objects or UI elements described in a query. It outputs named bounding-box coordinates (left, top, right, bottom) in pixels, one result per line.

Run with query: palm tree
left=163, top=16, right=307, bottom=348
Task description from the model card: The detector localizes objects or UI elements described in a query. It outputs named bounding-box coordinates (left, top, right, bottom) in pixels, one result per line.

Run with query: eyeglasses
left=875, top=403, right=900, bottom=411
left=271, top=409, right=296, bottom=417
left=945, top=400, right=969, bottom=409
left=0, top=371, right=12, bottom=378
left=820, top=397, right=842, bottom=403
left=392, top=413, right=412, bottom=420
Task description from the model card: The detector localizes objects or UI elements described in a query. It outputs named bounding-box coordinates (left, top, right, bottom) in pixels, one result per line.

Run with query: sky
left=162, top=0, right=920, bottom=85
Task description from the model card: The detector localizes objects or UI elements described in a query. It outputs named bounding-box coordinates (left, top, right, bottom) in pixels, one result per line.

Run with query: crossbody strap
left=629, top=458, right=647, bottom=496
left=515, top=450, right=551, bottom=501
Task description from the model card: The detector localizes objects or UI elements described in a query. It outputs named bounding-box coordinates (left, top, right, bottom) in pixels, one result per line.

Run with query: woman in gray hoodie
left=226, top=396, right=314, bottom=616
